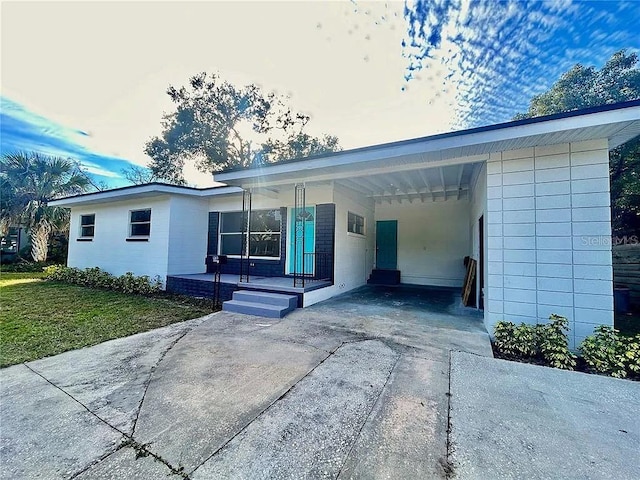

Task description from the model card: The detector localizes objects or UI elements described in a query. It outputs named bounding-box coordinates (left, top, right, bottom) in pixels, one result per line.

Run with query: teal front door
left=376, top=220, right=397, bottom=269
left=288, top=207, right=315, bottom=275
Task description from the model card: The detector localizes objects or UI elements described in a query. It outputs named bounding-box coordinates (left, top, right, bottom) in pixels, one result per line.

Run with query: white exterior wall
left=485, top=140, right=613, bottom=348
left=333, top=186, right=375, bottom=288
left=375, top=199, right=470, bottom=287
left=303, top=184, right=375, bottom=306
left=67, top=196, right=171, bottom=282
left=469, top=163, right=488, bottom=307
left=166, top=196, right=210, bottom=275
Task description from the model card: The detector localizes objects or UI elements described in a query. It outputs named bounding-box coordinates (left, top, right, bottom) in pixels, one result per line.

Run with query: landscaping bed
left=0, top=272, right=214, bottom=367
left=492, top=315, right=640, bottom=381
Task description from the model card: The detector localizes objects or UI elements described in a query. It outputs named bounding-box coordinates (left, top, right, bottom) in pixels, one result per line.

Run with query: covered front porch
left=166, top=273, right=332, bottom=308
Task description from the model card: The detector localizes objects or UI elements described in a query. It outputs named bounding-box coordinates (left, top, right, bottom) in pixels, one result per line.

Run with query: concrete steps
left=223, top=290, right=298, bottom=318
left=367, top=269, right=401, bottom=285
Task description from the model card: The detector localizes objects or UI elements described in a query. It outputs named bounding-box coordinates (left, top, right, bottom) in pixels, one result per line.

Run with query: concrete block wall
left=67, top=196, right=171, bottom=284
left=485, top=140, right=613, bottom=348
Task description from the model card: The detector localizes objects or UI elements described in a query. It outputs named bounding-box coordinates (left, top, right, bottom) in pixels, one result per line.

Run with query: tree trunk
left=30, top=221, right=51, bottom=262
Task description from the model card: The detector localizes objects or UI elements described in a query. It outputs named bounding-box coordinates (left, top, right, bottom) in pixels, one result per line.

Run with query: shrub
left=537, top=314, right=576, bottom=370
left=494, top=315, right=575, bottom=370
left=495, top=321, right=536, bottom=357
left=1, top=261, right=53, bottom=273
left=44, top=265, right=162, bottom=295
left=579, top=326, right=640, bottom=379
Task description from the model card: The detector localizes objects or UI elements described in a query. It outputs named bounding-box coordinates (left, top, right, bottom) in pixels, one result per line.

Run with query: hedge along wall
left=613, top=244, right=640, bottom=309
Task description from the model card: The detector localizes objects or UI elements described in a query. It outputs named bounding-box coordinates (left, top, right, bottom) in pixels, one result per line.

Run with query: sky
left=1, top=0, right=639, bottom=187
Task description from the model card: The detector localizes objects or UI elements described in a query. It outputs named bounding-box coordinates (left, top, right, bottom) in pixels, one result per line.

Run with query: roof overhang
left=216, top=101, right=640, bottom=189
left=48, top=183, right=243, bottom=207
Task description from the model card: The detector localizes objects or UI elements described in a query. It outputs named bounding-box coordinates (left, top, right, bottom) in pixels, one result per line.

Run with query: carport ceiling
left=336, top=162, right=482, bottom=204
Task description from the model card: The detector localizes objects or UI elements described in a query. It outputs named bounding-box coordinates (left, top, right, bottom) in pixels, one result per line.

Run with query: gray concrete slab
left=450, top=351, right=640, bottom=480
left=291, top=286, right=492, bottom=358
left=338, top=354, right=450, bottom=479
left=1, top=284, right=494, bottom=479
left=132, top=319, right=331, bottom=473
left=191, top=340, right=400, bottom=479
left=73, top=445, right=180, bottom=479
left=25, top=316, right=209, bottom=435
left=0, top=364, right=124, bottom=480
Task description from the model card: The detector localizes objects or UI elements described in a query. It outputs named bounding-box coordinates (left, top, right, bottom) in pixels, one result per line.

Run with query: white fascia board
left=48, top=184, right=243, bottom=207
left=216, top=105, right=640, bottom=183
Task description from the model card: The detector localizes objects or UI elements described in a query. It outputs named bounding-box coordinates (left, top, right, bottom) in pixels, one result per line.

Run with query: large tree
left=145, top=73, right=340, bottom=184
left=120, top=164, right=161, bottom=185
left=514, top=50, right=640, bottom=236
left=1, top=153, right=90, bottom=262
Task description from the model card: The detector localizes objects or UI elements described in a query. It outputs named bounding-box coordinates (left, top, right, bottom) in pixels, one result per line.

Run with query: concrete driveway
left=0, top=285, right=490, bottom=479
left=3, top=285, right=638, bottom=479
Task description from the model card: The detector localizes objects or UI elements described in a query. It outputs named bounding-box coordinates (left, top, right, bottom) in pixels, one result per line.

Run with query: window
left=130, top=209, right=151, bottom=237
left=348, top=212, right=365, bottom=235
left=0, top=227, right=19, bottom=253
left=80, top=214, right=95, bottom=238
left=220, top=209, right=281, bottom=257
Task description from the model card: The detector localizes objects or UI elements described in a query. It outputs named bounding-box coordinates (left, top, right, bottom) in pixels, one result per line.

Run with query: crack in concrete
left=23, top=362, right=131, bottom=438
left=188, top=344, right=343, bottom=476
left=132, top=327, right=194, bottom=435
left=22, top=324, right=200, bottom=480
left=335, top=351, right=402, bottom=479
left=67, top=443, right=125, bottom=479
left=443, top=349, right=457, bottom=479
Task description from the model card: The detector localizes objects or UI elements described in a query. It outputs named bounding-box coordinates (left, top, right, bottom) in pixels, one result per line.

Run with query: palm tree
left=1, top=153, right=90, bottom=262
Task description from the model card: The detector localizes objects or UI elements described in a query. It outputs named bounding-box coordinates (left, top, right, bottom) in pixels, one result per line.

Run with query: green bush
left=1, top=261, right=53, bottom=273
left=578, top=326, right=640, bottom=379
left=494, top=315, right=575, bottom=370
left=537, top=314, right=576, bottom=370
left=43, top=265, right=162, bottom=295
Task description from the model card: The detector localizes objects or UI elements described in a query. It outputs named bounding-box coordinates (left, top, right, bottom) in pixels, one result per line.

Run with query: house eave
left=215, top=101, right=640, bottom=187
left=48, top=183, right=243, bottom=207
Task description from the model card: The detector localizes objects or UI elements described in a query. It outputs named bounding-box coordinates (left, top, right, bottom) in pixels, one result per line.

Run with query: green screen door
left=376, top=220, right=397, bottom=269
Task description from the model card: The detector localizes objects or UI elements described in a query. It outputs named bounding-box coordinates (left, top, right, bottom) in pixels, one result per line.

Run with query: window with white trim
left=220, top=209, right=281, bottom=257
left=129, top=209, right=151, bottom=237
left=348, top=211, right=365, bottom=235
left=80, top=214, right=95, bottom=238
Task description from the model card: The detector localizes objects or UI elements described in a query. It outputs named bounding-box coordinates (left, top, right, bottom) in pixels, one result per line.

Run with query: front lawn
left=0, top=272, right=213, bottom=367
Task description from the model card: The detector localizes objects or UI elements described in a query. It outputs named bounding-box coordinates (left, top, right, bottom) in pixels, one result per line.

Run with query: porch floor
left=168, top=273, right=331, bottom=294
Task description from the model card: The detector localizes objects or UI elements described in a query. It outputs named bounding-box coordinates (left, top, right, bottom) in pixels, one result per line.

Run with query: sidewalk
left=449, top=351, right=640, bottom=480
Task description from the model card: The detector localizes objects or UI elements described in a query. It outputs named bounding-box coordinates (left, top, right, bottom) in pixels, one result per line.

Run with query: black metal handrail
left=293, top=252, right=332, bottom=287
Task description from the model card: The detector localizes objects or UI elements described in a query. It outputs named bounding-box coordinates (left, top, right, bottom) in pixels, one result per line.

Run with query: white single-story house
left=50, top=100, right=640, bottom=348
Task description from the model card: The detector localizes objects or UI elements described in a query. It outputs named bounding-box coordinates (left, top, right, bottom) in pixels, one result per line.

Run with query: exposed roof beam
left=339, top=178, right=374, bottom=196
left=352, top=176, right=386, bottom=195
left=417, top=165, right=435, bottom=201
left=456, top=165, right=465, bottom=200
left=367, top=175, right=397, bottom=195
left=401, top=171, right=423, bottom=193
left=371, top=185, right=470, bottom=202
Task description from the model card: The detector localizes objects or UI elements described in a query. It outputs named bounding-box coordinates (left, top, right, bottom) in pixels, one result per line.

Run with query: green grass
left=0, top=272, right=213, bottom=367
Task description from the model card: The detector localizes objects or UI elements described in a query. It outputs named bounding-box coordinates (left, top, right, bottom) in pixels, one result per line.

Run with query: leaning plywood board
left=462, top=259, right=476, bottom=307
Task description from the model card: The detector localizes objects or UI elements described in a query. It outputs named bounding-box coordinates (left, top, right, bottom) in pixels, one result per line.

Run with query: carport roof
left=215, top=100, right=640, bottom=188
